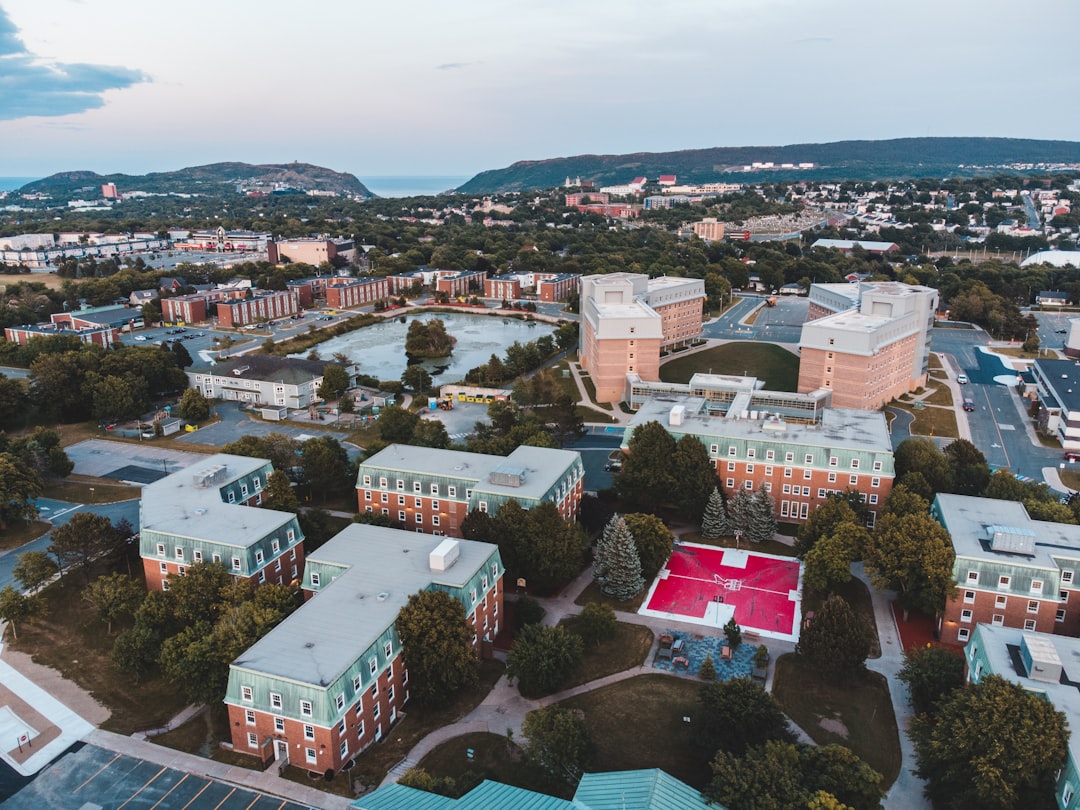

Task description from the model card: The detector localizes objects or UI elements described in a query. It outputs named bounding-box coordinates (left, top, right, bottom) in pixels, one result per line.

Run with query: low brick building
left=934, top=493, right=1080, bottom=645
left=217, top=290, right=300, bottom=327
left=224, top=526, right=503, bottom=774
left=325, top=277, right=389, bottom=309
left=138, top=454, right=305, bottom=592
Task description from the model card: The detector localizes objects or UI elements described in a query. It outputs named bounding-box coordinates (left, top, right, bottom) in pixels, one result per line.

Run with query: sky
left=1, top=0, right=1078, bottom=182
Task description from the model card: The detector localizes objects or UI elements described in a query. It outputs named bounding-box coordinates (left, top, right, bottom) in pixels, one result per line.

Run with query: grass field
left=0, top=272, right=65, bottom=290
left=0, top=520, right=51, bottom=552
left=573, top=580, right=649, bottom=612
left=558, top=675, right=710, bottom=788
left=772, top=655, right=900, bottom=787
left=660, top=343, right=799, bottom=392
left=556, top=618, right=654, bottom=687
left=891, top=401, right=959, bottom=439
left=920, top=385, right=954, bottom=408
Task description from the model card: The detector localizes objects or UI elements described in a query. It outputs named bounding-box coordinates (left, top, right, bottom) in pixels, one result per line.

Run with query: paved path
left=853, top=563, right=931, bottom=810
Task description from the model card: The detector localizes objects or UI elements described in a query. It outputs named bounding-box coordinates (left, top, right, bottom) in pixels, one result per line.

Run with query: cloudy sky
left=1, top=0, right=1077, bottom=182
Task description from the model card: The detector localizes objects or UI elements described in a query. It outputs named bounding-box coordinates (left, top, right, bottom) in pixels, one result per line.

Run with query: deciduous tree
left=864, top=512, right=956, bottom=619
left=912, top=675, right=1068, bottom=810
left=575, top=602, right=616, bottom=647
left=318, top=363, right=351, bottom=400
left=795, top=496, right=860, bottom=558
left=12, top=550, right=57, bottom=593
left=300, top=435, right=350, bottom=501
left=797, top=595, right=873, bottom=677
left=49, top=511, right=118, bottom=583
left=178, top=387, right=210, bottom=423
left=84, top=572, right=144, bottom=634
left=506, top=623, right=583, bottom=697
left=615, top=421, right=676, bottom=512
left=0, top=585, right=46, bottom=641
left=898, top=646, right=965, bottom=715
left=697, top=677, right=794, bottom=757
left=395, top=589, right=478, bottom=707
left=0, top=453, right=41, bottom=529
left=521, top=706, right=595, bottom=783
left=803, top=523, right=867, bottom=593
left=671, top=435, right=716, bottom=518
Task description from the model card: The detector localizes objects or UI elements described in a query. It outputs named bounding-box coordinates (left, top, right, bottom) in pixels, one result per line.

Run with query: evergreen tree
left=594, top=514, right=644, bottom=600
left=724, top=618, right=743, bottom=650
left=749, top=486, right=777, bottom=544
left=701, top=487, right=731, bottom=539
left=699, top=653, right=717, bottom=681
left=797, top=595, right=873, bottom=677
left=728, top=489, right=754, bottom=537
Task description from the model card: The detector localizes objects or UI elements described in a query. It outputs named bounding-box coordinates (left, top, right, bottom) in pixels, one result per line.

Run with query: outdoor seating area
left=652, top=630, right=757, bottom=679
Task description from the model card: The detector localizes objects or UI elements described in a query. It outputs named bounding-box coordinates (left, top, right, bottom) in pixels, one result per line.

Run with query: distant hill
left=457, top=137, right=1080, bottom=194
left=20, top=162, right=373, bottom=198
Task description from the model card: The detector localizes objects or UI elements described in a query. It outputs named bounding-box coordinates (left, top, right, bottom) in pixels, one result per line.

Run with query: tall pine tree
left=701, top=486, right=732, bottom=539
left=728, top=489, right=755, bottom=538
left=594, top=514, right=644, bottom=600
left=749, top=487, right=777, bottom=544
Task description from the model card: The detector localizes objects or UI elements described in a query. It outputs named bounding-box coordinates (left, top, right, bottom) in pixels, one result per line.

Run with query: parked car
left=963, top=398, right=975, bottom=412
left=1066, top=452, right=1080, bottom=462
left=957, top=374, right=968, bottom=384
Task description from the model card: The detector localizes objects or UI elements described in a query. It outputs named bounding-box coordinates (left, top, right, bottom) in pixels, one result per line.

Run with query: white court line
left=44, top=504, right=83, bottom=521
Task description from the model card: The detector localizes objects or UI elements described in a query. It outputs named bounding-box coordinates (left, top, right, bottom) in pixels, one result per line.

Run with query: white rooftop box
left=429, top=539, right=460, bottom=572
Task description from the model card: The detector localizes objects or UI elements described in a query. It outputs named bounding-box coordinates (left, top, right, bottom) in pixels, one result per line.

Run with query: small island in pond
left=405, top=318, right=457, bottom=359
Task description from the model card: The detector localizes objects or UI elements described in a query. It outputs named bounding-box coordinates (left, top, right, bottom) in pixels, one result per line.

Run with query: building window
left=340, top=740, right=349, bottom=759
left=960, top=609, right=973, bottom=623
left=829, top=456, right=838, bottom=467
left=744, top=481, right=753, bottom=490
left=784, top=467, right=792, bottom=478
left=270, top=692, right=282, bottom=710
left=336, top=692, right=345, bottom=710
left=287, top=528, right=296, bottom=543
left=1024, top=619, right=1037, bottom=631
left=274, top=717, right=284, bottom=732
left=1057, top=609, right=1067, bottom=622
left=871, top=477, right=880, bottom=488
left=414, top=498, right=422, bottom=509
left=365, top=491, right=372, bottom=501
left=998, top=575, right=1011, bottom=590
left=432, top=500, right=439, bottom=510
left=379, top=477, right=387, bottom=489
left=232, top=557, right=242, bottom=572
left=992, top=614, right=1004, bottom=626
left=247, top=732, right=258, bottom=748
left=255, top=550, right=264, bottom=565
left=311, top=572, right=321, bottom=587
left=245, top=709, right=255, bottom=724
left=849, top=475, right=858, bottom=486
left=995, top=595, right=1007, bottom=608
left=479, top=501, right=488, bottom=513
left=432, top=515, right=440, bottom=526
left=448, top=486, right=457, bottom=498
left=868, top=494, right=878, bottom=505
left=803, top=469, right=812, bottom=480
left=373, top=702, right=381, bottom=720
left=430, top=483, right=439, bottom=496
left=727, top=461, right=736, bottom=472
left=728, top=446, right=737, bottom=457
left=802, top=486, right=811, bottom=496
left=156, top=543, right=165, bottom=557
left=764, top=466, right=773, bottom=476
left=817, top=488, right=827, bottom=499
left=963, top=590, right=975, bottom=604
left=957, top=627, right=970, bottom=642
left=413, top=481, right=422, bottom=493
left=396, top=479, right=404, bottom=491
left=300, top=700, right=312, bottom=717
left=1028, top=600, right=1040, bottom=614
left=746, top=464, right=754, bottom=475
left=827, top=472, right=836, bottom=483
left=227, top=491, right=235, bottom=503
left=415, top=513, right=423, bottom=524
left=747, top=448, right=756, bottom=459
left=357, top=719, right=365, bottom=738
left=240, top=483, right=248, bottom=497
left=850, top=459, right=860, bottom=470
left=380, top=493, right=388, bottom=503
left=967, top=571, right=979, bottom=584
left=766, top=450, right=775, bottom=461
left=179, top=565, right=187, bottom=577
left=1031, top=580, right=1044, bottom=595
left=304, top=724, right=314, bottom=740
left=1063, top=570, right=1074, bottom=585
left=384, top=641, right=393, bottom=658
left=398, top=511, right=406, bottom=522
left=782, top=484, right=791, bottom=495
left=159, top=562, right=168, bottom=574
left=397, top=495, right=405, bottom=506
left=241, top=686, right=253, bottom=702
left=305, top=748, right=317, bottom=765
left=1064, top=783, right=1075, bottom=806
left=1062, top=591, right=1070, bottom=604
left=873, top=460, right=882, bottom=472
left=271, top=540, right=279, bottom=555
left=213, top=553, right=221, bottom=564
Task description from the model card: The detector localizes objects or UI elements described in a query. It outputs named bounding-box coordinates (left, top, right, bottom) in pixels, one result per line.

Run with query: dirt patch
left=818, top=716, right=849, bottom=737
left=0, top=273, right=65, bottom=291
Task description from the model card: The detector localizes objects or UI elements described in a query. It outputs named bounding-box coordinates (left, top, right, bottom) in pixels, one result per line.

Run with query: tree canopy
left=864, top=512, right=956, bottom=619
left=395, top=588, right=478, bottom=707
left=506, top=623, right=583, bottom=697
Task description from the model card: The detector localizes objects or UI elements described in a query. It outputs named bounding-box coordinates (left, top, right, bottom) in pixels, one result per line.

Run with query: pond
left=291, top=311, right=556, bottom=383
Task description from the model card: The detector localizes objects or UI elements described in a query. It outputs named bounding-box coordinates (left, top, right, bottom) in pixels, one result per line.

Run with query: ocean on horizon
left=361, top=175, right=470, bottom=198
left=0, top=177, right=39, bottom=191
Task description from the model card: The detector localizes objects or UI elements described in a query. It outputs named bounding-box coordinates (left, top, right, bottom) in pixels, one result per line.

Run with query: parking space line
left=181, top=779, right=214, bottom=809
left=118, top=765, right=167, bottom=809
left=243, top=795, right=262, bottom=809
left=214, top=787, right=237, bottom=809
left=47, top=503, right=83, bottom=520
left=72, top=752, right=122, bottom=792
left=150, top=773, right=190, bottom=809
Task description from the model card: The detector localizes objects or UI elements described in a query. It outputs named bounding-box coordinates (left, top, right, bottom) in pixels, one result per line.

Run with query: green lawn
left=574, top=580, right=649, bottom=612
left=557, top=674, right=711, bottom=789
left=660, top=343, right=800, bottom=392
left=556, top=618, right=654, bottom=687
left=677, top=530, right=797, bottom=560
left=0, top=520, right=51, bottom=552
left=771, top=654, right=900, bottom=787
left=890, top=402, right=959, bottom=439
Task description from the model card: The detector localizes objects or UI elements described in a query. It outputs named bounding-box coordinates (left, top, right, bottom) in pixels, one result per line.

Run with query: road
left=702, top=296, right=806, bottom=344
left=0, top=498, right=140, bottom=590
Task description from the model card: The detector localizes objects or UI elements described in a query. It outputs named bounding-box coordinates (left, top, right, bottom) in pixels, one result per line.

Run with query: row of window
left=156, top=534, right=297, bottom=569
left=962, top=589, right=1068, bottom=607
left=710, top=444, right=884, bottom=472
left=964, top=570, right=1049, bottom=594
left=956, top=615, right=1045, bottom=643
left=362, top=476, right=464, bottom=499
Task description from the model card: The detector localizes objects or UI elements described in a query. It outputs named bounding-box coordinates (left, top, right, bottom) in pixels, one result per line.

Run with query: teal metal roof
left=457, top=780, right=579, bottom=810
left=573, top=769, right=720, bottom=810
left=352, top=784, right=453, bottom=810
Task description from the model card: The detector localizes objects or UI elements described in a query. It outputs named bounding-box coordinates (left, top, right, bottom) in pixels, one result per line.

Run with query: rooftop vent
left=490, top=464, right=526, bottom=487
left=376, top=592, right=389, bottom=602
left=429, top=539, right=460, bottom=572
left=669, top=404, right=685, bottom=426
left=232, top=365, right=250, bottom=376
left=192, top=464, right=227, bottom=488
left=1021, top=634, right=1063, bottom=684
left=987, top=524, right=1037, bottom=556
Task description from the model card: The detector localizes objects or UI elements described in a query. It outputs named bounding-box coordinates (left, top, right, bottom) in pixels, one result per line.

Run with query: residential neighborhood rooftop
left=934, top=493, right=1080, bottom=566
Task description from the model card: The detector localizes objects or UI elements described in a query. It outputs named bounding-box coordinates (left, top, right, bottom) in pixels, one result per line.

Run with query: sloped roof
left=573, top=769, right=719, bottom=810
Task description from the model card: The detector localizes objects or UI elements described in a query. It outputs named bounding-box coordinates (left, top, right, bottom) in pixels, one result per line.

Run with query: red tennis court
left=638, top=543, right=804, bottom=642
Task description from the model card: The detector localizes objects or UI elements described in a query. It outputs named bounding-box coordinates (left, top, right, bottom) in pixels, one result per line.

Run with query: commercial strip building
left=225, top=526, right=503, bottom=775
left=623, top=395, right=893, bottom=524
left=933, top=494, right=1080, bottom=645
left=356, top=444, right=585, bottom=535
left=797, top=281, right=938, bottom=410
left=579, top=272, right=705, bottom=404
left=965, top=624, right=1080, bottom=810
left=138, top=454, right=305, bottom=592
